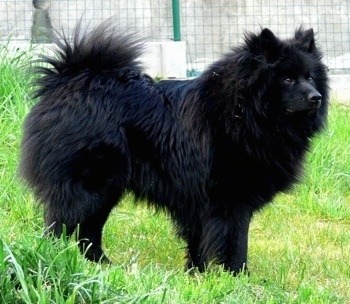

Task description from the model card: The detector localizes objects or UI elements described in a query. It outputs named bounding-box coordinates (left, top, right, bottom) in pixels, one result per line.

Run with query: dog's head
left=250, top=27, right=329, bottom=115
left=279, top=75, right=322, bottom=113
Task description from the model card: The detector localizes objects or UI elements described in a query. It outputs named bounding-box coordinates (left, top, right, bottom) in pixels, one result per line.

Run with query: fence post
left=172, top=0, right=181, bottom=41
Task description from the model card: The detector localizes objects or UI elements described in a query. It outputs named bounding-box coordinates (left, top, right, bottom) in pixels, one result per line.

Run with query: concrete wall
left=142, top=41, right=187, bottom=78
left=1, top=1, right=350, bottom=75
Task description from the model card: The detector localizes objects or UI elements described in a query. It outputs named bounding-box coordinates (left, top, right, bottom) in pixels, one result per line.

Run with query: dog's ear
left=259, top=28, right=280, bottom=62
left=294, top=27, right=316, bottom=53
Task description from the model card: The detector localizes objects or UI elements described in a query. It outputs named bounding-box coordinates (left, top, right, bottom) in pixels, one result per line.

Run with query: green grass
left=0, top=45, right=349, bottom=303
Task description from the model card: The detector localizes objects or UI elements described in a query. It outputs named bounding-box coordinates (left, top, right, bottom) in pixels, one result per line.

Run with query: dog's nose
left=308, top=92, right=322, bottom=103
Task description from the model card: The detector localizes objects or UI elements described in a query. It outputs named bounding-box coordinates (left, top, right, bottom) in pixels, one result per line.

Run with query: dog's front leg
left=200, top=206, right=252, bottom=275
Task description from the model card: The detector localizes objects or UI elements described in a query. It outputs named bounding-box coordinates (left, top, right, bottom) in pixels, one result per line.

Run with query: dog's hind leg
left=43, top=145, right=130, bottom=262
left=76, top=195, right=120, bottom=263
left=43, top=185, right=123, bottom=263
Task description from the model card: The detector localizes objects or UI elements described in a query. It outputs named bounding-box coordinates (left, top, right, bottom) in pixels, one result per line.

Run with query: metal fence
left=1, top=0, right=349, bottom=74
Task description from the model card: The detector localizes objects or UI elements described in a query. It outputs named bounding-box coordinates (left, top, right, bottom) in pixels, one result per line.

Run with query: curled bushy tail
left=34, top=20, right=145, bottom=92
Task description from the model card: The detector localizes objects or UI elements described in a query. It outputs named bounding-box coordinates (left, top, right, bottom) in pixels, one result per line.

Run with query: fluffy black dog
left=20, top=22, right=329, bottom=274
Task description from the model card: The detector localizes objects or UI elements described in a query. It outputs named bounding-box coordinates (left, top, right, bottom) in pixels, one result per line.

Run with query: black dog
left=20, top=22, right=329, bottom=274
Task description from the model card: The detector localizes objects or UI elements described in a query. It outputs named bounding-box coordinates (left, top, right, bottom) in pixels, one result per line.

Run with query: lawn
left=0, top=45, right=349, bottom=303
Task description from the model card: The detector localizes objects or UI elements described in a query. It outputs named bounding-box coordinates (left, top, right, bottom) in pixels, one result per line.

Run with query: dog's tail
left=33, top=20, right=145, bottom=95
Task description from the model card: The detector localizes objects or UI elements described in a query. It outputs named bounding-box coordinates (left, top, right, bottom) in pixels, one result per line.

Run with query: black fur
left=19, top=22, right=329, bottom=274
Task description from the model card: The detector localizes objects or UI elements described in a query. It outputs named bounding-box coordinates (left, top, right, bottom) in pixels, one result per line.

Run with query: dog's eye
left=307, top=77, right=314, bottom=83
left=284, top=78, right=294, bottom=84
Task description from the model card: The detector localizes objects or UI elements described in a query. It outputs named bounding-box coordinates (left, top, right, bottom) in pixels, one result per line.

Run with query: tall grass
left=0, top=44, right=349, bottom=303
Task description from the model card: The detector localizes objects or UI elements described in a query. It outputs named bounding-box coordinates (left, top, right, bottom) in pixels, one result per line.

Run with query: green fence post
left=172, top=0, right=181, bottom=41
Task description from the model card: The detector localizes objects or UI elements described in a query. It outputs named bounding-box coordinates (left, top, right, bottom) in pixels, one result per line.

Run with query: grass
left=0, top=44, right=349, bottom=303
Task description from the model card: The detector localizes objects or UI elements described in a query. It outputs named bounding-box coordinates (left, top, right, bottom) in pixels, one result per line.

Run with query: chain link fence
left=1, top=0, right=349, bottom=75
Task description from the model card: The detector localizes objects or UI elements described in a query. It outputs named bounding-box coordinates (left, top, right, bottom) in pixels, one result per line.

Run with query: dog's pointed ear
left=259, top=28, right=280, bottom=62
left=295, top=27, right=316, bottom=53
